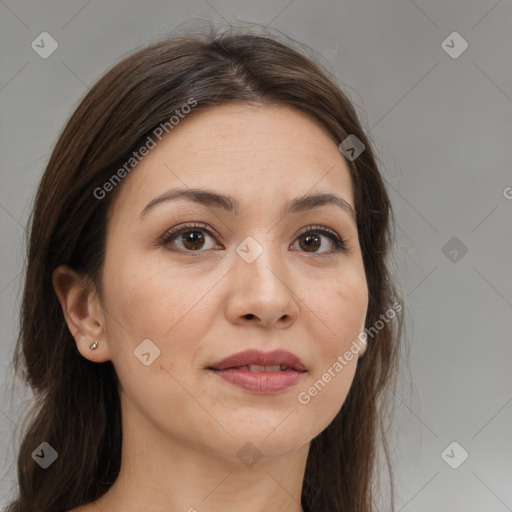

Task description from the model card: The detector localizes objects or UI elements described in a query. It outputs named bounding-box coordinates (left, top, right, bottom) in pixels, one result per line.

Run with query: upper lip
left=208, top=349, right=307, bottom=372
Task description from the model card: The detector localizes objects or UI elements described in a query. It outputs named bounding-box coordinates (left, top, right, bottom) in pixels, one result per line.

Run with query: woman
left=6, top=27, right=402, bottom=512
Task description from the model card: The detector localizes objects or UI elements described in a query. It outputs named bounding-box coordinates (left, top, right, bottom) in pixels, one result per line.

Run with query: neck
left=93, top=393, right=309, bottom=512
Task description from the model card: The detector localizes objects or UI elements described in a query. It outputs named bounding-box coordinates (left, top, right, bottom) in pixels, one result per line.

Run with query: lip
left=208, top=349, right=307, bottom=372
left=210, top=368, right=305, bottom=393
left=207, top=349, right=307, bottom=394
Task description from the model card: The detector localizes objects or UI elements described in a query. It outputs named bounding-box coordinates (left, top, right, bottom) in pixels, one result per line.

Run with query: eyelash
left=160, top=222, right=346, bottom=256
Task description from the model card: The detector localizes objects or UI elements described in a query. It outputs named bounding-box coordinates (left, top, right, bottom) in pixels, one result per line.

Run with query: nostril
left=244, top=314, right=254, bottom=319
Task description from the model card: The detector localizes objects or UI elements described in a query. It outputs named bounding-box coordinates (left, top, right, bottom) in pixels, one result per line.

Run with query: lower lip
left=209, top=368, right=306, bottom=393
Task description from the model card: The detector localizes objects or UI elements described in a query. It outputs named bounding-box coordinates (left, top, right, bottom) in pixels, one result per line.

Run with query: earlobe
left=52, top=265, right=110, bottom=362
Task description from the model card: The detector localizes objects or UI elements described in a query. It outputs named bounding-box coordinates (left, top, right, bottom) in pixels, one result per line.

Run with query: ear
left=52, top=265, right=112, bottom=363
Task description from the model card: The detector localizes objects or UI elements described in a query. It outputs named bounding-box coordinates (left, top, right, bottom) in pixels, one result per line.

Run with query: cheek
left=101, top=255, right=219, bottom=382
left=297, top=359, right=358, bottom=435
left=99, top=260, right=215, bottom=438
left=296, top=269, right=367, bottom=422
left=311, top=267, right=368, bottom=357
left=335, top=279, right=368, bottom=338
left=103, top=254, right=196, bottom=336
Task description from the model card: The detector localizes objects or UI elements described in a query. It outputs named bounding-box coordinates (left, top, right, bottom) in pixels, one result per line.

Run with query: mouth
left=207, top=348, right=307, bottom=372
left=209, top=364, right=305, bottom=372
left=208, top=366, right=306, bottom=393
left=207, top=349, right=308, bottom=393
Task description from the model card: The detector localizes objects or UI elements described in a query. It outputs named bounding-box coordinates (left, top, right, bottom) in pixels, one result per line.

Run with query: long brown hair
left=5, top=25, right=403, bottom=512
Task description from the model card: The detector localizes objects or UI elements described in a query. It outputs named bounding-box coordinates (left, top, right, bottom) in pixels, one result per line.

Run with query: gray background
left=1, top=1, right=511, bottom=511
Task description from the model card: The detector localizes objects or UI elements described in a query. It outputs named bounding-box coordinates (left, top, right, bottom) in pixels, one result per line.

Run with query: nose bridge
left=224, top=223, right=301, bottom=328
left=236, top=231, right=282, bottom=278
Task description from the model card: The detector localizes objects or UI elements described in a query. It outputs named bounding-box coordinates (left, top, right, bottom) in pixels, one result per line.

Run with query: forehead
left=109, top=104, right=354, bottom=222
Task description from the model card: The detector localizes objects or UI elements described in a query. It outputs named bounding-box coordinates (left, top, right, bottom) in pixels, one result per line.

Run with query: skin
left=54, top=103, right=368, bottom=512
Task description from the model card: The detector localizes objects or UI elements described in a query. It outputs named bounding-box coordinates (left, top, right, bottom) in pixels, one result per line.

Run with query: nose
left=224, top=238, right=300, bottom=329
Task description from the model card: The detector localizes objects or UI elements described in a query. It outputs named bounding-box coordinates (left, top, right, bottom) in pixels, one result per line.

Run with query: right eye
left=161, top=222, right=221, bottom=254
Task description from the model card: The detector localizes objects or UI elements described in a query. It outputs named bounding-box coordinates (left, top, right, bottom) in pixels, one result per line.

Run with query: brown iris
left=299, top=233, right=321, bottom=252
left=180, top=230, right=205, bottom=251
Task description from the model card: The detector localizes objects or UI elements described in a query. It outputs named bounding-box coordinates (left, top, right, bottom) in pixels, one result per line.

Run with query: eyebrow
left=139, top=187, right=356, bottom=223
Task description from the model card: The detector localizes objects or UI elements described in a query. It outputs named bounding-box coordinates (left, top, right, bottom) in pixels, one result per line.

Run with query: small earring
left=89, top=341, right=99, bottom=351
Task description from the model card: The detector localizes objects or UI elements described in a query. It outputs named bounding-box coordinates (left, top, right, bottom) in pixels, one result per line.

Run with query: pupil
left=302, top=234, right=320, bottom=251
left=183, top=231, right=203, bottom=250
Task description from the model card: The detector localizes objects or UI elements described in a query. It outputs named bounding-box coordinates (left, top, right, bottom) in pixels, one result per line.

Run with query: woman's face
left=96, top=103, right=368, bottom=461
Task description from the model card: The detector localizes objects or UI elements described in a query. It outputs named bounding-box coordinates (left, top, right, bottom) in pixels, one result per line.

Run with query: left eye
left=161, top=223, right=346, bottom=255
left=292, top=227, right=346, bottom=254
